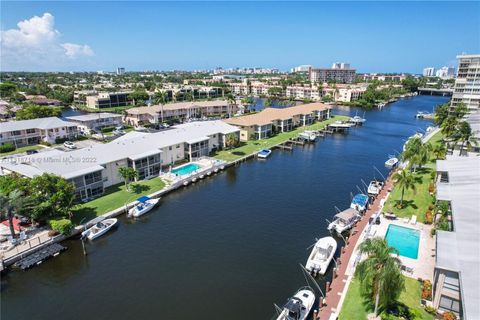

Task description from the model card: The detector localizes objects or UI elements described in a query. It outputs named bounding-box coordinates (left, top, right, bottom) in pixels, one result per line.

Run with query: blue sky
left=1, top=1, right=479, bottom=73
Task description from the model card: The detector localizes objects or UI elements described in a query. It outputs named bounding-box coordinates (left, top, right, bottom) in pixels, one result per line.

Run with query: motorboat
left=385, top=156, right=399, bottom=168
left=275, top=287, right=316, bottom=320
left=305, top=237, right=337, bottom=276
left=128, top=196, right=160, bottom=218
left=367, top=180, right=384, bottom=196
left=328, top=208, right=360, bottom=233
left=350, top=194, right=369, bottom=213
left=81, top=218, right=117, bottom=240
left=349, top=115, right=366, bottom=125
left=299, top=131, right=316, bottom=142
left=258, top=149, right=272, bottom=159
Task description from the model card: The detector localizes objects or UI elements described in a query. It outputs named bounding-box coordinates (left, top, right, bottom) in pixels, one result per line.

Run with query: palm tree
left=153, top=91, right=168, bottom=123
left=433, top=143, right=447, bottom=160
left=454, top=121, right=478, bottom=156
left=226, top=93, right=236, bottom=118
left=0, top=190, right=28, bottom=239
left=392, top=169, right=416, bottom=206
left=184, top=91, right=194, bottom=102
left=441, top=116, right=458, bottom=138
left=453, top=102, right=468, bottom=119
left=118, top=167, right=138, bottom=191
left=355, top=238, right=405, bottom=317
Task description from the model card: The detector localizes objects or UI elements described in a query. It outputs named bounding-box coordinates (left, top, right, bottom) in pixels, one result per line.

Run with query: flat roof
left=224, top=103, right=331, bottom=127
left=65, top=112, right=122, bottom=122
left=0, top=117, right=75, bottom=133
left=464, top=111, right=480, bottom=139
left=1, top=120, right=239, bottom=179
left=435, top=155, right=480, bottom=320
left=126, top=100, right=229, bottom=116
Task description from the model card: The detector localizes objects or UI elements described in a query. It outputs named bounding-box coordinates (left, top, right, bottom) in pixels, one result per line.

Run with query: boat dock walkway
left=317, top=175, right=394, bottom=320
left=13, top=243, right=67, bottom=270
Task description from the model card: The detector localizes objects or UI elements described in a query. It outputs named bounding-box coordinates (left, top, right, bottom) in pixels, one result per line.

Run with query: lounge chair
left=410, top=215, right=417, bottom=225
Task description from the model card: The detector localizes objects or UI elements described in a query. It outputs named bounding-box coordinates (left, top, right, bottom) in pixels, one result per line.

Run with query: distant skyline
left=1, top=1, right=479, bottom=73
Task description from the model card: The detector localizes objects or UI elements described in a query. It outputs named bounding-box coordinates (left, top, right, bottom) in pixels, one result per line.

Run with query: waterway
left=1, top=95, right=449, bottom=320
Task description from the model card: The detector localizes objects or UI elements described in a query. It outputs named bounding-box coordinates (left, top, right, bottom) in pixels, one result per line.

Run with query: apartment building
left=73, top=90, right=97, bottom=104
left=360, top=73, right=408, bottom=82
left=309, top=64, right=356, bottom=84
left=434, top=155, right=480, bottom=319
left=86, top=92, right=131, bottom=109
left=423, top=67, right=436, bottom=77
left=451, top=54, right=480, bottom=111
left=0, top=117, right=78, bottom=147
left=224, top=103, right=331, bottom=141
left=0, top=121, right=240, bottom=201
left=65, top=113, right=123, bottom=134
left=124, top=100, right=237, bottom=126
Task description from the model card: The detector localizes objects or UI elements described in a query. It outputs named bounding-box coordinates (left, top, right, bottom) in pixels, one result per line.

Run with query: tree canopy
left=16, top=104, right=62, bottom=120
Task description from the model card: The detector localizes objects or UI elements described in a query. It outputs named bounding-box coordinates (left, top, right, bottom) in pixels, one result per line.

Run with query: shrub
left=55, top=137, right=68, bottom=144
left=100, top=126, right=115, bottom=133
left=422, top=280, right=432, bottom=300
left=428, top=183, right=435, bottom=193
left=430, top=228, right=436, bottom=236
left=0, top=143, right=16, bottom=153
left=48, top=219, right=73, bottom=235
left=443, top=311, right=457, bottom=320
left=425, top=211, right=433, bottom=224
left=39, top=141, right=51, bottom=146
left=428, top=204, right=435, bottom=211
left=424, top=305, right=437, bottom=315
left=76, top=135, right=88, bottom=141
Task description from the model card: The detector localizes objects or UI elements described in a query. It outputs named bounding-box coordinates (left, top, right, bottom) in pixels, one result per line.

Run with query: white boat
left=349, top=115, right=366, bottom=125
left=299, top=131, right=316, bottom=142
left=385, top=156, right=399, bottom=168
left=328, top=208, right=360, bottom=234
left=350, top=194, right=369, bottom=213
left=257, top=149, right=272, bottom=159
left=305, top=237, right=337, bottom=276
left=128, top=196, right=160, bottom=218
left=81, top=218, right=117, bottom=240
left=367, top=180, right=384, bottom=196
left=276, top=287, right=316, bottom=320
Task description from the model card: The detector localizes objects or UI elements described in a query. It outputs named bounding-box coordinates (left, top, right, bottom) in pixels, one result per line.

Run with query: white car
left=63, top=141, right=76, bottom=149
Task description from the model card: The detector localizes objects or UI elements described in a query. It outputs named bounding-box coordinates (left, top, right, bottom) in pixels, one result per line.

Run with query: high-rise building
left=451, top=54, right=480, bottom=111
left=423, top=67, right=435, bottom=77
left=290, top=65, right=313, bottom=73
left=309, top=63, right=356, bottom=83
left=436, top=66, right=455, bottom=79
left=116, top=67, right=125, bottom=75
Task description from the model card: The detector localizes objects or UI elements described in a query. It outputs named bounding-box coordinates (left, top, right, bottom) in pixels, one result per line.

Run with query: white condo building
left=423, top=67, right=436, bottom=77
left=451, top=54, right=480, bottom=111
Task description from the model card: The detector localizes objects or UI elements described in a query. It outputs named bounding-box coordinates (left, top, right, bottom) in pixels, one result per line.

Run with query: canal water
left=1, top=95, right=449, bottom=320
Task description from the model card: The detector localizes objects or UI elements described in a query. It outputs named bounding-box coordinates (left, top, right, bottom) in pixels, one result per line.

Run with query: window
left=439, top=295, right=460, bottom=314
left=26, top=128, right=36, bottom=134
left=443, top=271, right=460, bottom=292
left=12, top=130, right=21, bottom=136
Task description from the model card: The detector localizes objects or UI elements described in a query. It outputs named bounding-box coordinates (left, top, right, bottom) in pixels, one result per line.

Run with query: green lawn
left=72, top=178, right=166, bottom=224
left=213, top=115, right=350, bottom=162
left=383, top=131, right=444, bottom=223
left=0, top=145, right=43, bottom=157
left=339, top=277, right=433, bottom=320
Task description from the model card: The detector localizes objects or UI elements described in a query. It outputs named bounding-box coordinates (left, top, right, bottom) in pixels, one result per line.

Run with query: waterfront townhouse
left=86, top=91, right=132, bottom=109
left=124, top=100, right=237, bottom=126
left=65, top=113, right=123, bottom=134
left=285, top=86, right=322, bottom=101
left=0, top=121, right=240, bottom=201
left=451, top=54, right=480, bottom=111
left=0, top=117, right=78, bottom=147
left=433, top=155, right=480, bottom=319
left=224, top=103, right=331, bottom=141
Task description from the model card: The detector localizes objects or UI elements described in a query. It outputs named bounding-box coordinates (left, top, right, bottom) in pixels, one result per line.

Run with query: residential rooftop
left=65, top=112, right=122, bottom=122
left=1, top=120, right=239, bottom=180
left=126, top=100, right=229, bottom=116
left=436, top=155, right=480, bottom=320
left=0, top=117, right=75, bottom=133
left=224, top=102, right=331, bottom=127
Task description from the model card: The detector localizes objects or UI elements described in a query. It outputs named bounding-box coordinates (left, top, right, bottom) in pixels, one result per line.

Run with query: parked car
left=26, top=149, right=38, bottom=155
left=63, top=141, right=76, bottom=149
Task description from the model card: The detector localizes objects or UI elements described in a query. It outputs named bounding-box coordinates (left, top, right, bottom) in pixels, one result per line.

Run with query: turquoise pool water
left=172, top=163, right=200, bottom=176
left=385, top=225, right=420, bottom=259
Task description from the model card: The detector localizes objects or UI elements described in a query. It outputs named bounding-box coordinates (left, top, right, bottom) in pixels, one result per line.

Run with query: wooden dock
left=14, top=243, right=67, bottom=270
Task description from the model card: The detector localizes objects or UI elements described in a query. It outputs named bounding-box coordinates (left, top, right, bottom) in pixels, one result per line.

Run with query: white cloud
left=0, top=13, right=95, bottom=70
left=62, top=43, right=94, bottom=58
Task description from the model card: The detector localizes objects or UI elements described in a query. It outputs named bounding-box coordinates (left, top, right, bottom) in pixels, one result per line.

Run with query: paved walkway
left=317, top=176, right=394, bottom=320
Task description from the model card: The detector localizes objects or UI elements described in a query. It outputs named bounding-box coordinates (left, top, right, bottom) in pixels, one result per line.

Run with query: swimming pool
left=385, top=224, right=420, bottom=259
left=171, top=163, right=201, bottom=176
